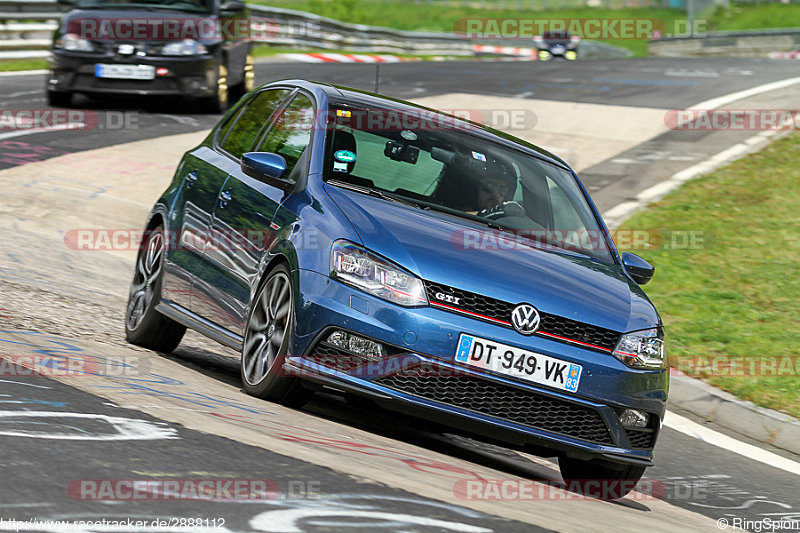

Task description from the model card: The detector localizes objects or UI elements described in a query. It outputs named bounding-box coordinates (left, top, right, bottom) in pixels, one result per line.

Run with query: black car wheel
left=559, top=456, right=646, bottom=499
left=241, top=263, right=311, bottom=407
left=125, top=224, right=186, bottom=352
left=47, top=90, right=72, bottom=108
left=200, top=61, right=229, bottom=113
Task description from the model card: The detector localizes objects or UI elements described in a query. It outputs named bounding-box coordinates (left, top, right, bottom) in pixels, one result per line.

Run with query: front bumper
left=289, top=269, right=667, bottom=466
left=48, top=49, right=217, bottom=97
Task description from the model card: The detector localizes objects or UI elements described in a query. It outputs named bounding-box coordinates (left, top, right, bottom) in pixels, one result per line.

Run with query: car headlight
left=160, top=39, right=208, bottom=56
left=612, top=327, right=666, bottom=369
left=54, top=33, right=94, bottom=52
left=330, top=241, right=428, bottom=307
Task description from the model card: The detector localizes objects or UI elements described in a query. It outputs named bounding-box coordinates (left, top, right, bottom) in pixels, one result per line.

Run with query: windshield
left=323, top=107, right=614, bottom=263
left=75, top=0, right=214, bottom=13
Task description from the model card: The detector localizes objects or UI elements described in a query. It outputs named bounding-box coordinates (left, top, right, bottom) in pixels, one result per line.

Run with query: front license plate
left=455, top=334, right=582, bottom=393
left=551, top=45, right=565, bottom=54
left=95, top=64, right=155, bottom=80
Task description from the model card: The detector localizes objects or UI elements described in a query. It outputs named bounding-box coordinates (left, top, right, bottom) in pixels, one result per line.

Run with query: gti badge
left=511, top=304, right=540, bottom=335
left=434, top=292, right=460, bottom=306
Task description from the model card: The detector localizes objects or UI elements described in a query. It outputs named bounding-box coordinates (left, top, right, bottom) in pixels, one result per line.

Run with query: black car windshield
left=75, top=0, right=213, bottom=13
left=323, top=107, right=614, bottom=263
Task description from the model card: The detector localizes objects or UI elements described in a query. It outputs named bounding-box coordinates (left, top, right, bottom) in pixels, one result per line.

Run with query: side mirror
left=621, top=252, right=655, bottom=285
left=241, top=152, right=294, bottom=192
left=219, top=0, right=245, bottom=14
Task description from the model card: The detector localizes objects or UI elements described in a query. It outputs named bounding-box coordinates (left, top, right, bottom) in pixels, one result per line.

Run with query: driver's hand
left=477, top=201, right=526, bottom=220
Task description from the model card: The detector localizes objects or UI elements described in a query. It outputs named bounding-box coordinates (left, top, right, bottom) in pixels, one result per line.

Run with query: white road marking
left=0, top=123, right=86, bottom=141
left=664, top=412, right=800, bottom=476
left=0, top=69, right=48, bottom=77
left=691, top=75, right=800, bottom=111
left=0, top=411, right=178, bottom=440
left=249, top=509, right=492, bottom=533
left=602, top=75, right=800, bottom=227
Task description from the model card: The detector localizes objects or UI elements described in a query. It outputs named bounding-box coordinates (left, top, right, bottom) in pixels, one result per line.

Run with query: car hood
left=62, top=9, right=220, bottom=42
left=325, top=184, right=659, bottom=333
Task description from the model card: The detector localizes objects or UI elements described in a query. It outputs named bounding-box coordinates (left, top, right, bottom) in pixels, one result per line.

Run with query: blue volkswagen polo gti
left=125, top=79, right=667, bottom=494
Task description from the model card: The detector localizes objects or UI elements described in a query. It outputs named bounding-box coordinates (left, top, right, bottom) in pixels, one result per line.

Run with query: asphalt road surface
left=1, top=56, right=799, bottom=532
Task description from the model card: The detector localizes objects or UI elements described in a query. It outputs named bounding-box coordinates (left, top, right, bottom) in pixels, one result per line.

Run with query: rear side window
left=255, top=93, right=314, bottom=182
left=220, top=89, right=291, bottom=159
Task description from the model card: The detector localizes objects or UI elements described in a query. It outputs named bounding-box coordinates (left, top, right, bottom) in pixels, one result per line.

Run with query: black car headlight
left=612, top=327, right=666, bottom=369
left=330, top=240, right=428, bottom=307
left=54, top=33, right=94, bottom=52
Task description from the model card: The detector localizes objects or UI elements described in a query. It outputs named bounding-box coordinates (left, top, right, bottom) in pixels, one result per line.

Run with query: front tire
left=559, top=457, right=646, bottom=499
left=125, top=224, right=186, bottom=353
left=241, top=263, right=311, bottom=407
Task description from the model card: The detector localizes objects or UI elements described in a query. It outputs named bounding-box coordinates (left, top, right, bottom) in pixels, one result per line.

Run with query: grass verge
left=617, top=133, right=800, bottom=418
left=254, top=0, right=800, bottom=56
left=0, top=58, right=49, bottom=72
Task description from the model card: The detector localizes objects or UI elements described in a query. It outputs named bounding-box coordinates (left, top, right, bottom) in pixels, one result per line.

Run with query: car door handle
left=185, top=171, right=198, bottom=189
left=219, top=188, right=232, bottom=208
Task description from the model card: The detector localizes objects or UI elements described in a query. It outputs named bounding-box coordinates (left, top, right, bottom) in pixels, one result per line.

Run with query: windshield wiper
left=329, top=180, right=422, bottom=209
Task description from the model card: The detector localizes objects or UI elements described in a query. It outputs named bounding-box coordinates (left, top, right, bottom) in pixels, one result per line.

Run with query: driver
left=467, top=167, right=526, bottom=221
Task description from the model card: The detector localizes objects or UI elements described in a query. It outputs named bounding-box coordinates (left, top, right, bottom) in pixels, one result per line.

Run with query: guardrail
left=648, top=27, right=800, bottom=57
left=0, top=0, right=632, bottom=60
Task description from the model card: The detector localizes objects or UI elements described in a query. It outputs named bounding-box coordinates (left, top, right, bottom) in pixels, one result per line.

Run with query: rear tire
left=559, top=456, right=646, bottom=499
left=47, top=90, right=72, bottom=108
left=241, top=263, right=311, bottom=407
left=125, top=224, right=186, bottom=353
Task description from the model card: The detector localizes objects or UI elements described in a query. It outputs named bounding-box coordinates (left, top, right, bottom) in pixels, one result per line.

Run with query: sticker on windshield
left=401, top=130, right=418, bottom=141
left=472, top=151, right=486, bottom=162
left=333, top=161, right=348, bottom=172
left=336, top=109, right=352, bottom=117
left=334, top=150, right=357, bottom=163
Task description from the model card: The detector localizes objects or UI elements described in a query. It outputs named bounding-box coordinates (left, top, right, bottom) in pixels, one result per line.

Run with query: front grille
left=626, top=429, right=656, bottom=449
left=375, top=368, right=614, bottom=445
left=425, top=280, right=621, bottom=352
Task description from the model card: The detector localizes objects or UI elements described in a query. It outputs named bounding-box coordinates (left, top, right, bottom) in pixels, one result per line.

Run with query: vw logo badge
left=511, top=304, right=540, bottom=335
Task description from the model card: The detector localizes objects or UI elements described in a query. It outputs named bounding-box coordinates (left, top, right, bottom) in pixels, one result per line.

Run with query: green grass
left=255, top=0, right=685, bottom=56
left=707, top=3, right=800, bottom=31
left=617, top=134, right=800, bottom=418
left=0, top=58, right=48, bottom=72
left=253, top=0, right=800, bottom=56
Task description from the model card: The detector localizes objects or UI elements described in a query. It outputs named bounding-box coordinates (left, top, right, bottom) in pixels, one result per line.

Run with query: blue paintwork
left=145, top=79, right=667, bottom=465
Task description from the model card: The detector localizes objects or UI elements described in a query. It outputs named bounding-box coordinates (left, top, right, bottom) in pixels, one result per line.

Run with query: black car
left=47, top=0, right=253, bottom=111
left=534, top=31, right=579, bottom=61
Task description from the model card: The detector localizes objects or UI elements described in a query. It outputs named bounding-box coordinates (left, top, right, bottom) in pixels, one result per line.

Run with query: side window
left=255, top=94, right=314, bottom=182
left=221, top=89, right=291, bottom=159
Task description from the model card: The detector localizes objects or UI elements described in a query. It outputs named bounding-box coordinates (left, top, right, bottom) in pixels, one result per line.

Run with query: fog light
left=565, top=50, right=578, bottom=60
left=326, top=330, right=385, bottom=358
left=619, top=409, right=649, bottom=429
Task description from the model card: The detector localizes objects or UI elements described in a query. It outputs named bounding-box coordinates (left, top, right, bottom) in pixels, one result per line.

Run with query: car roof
left=268, top=79, right=571, bottom=171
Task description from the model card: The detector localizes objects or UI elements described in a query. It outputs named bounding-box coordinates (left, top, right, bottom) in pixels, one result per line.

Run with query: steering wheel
left=477, top=201, right=526, bottom=220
